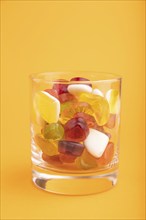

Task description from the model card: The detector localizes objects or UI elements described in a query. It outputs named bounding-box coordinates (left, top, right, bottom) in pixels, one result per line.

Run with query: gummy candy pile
left=33, top=77, right=120, bottom=170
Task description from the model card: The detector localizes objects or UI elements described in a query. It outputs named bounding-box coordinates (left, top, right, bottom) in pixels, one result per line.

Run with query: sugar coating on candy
left=92, top=89, right=104, bottom=97
left=76, top=149, right=97, bottom=170
left=34, top=134, right=58, bottom=156
left=106, top=89, right=120, bottom=114
left=79, top=93, right=110, bottom=126
left=59, top=93, right=75, bottom=103
left=64, top=117, right=89, bottom=142
left=97, top=142, right=114, bottom=166
left=70, top=77, right=92, bottom=87
left=34, top=91, right=60, bottom=123
left=53, top=79, right=69, bottom=95
left=105, top=114, right=116, bottom=129
left=42, top=153, right=62, bottom=165
left=59, top=153, right=76, bottom=163
left=68, top=84, right=92, bottom=96
left=84, top=128, right=109, bottom=158
left=42, top=123, right=64, bottom=140
left=58, top=140, right=84, bottom=156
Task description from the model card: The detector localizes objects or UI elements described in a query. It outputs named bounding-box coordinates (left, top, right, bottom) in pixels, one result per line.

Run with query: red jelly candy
left=70, top=77, right=92, bottom=87
left=53, top=79, right=68, bottom=95
left=74, top=112, right=104, bottom=132
left=64, top=117, right=89, bottom=142
left=97, top=142, right=114, bottom=166
left=105, top=114, right=116, bottom=129
left=59, top=153, right=76, bottom=163
left=58, top=140, right=84, bottom=156
left=44, top=89, right=59, bottom=100
left=42, top=153, right=62, bottom=165
left=59, top=93, right=75, bottom=103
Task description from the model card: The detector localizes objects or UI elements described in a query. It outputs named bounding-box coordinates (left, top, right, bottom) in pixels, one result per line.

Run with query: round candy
left=79, top=93, right=110, bottom=126
left=70, top=77, right=92, bottom=87
left=42, top=123, right=64, bottom=140
left=64, top=117, right=89, bottom=142
left=76, top=149, right=97, bottom=170
left=92, top=89, right=104, bottom=97
left=58, top=140, right=84, bottom=156
left=53, top=79, right=68, bottom=95
left=60, top=101, right=94, bottom=124
left=84, top=128, right=109, bottom=158
left=34, top=134, right=58, bottom=156
left=97, top=142, right=114, bottom=166
left=68, top=84, right=92, bottom=96
left=59, top=153, right=76, bottom=163
left=33, top=91, right=60, bottom=123
left=106, top=89, right=120, bottom=114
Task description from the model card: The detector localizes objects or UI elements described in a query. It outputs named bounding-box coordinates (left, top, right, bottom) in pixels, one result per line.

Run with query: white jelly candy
left=92, top=89, right=104, bottom=97
left=68, top=84, right=92, bottom=96
left=84, top=128, right=109, bottom=158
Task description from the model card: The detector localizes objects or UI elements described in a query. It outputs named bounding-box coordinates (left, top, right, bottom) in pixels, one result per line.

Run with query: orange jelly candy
left=42, top=153, right=62, bottom=166
left=59, top=153, right=76, bottom=163
left=97, top=142, right=114, bottom=166
left=105, top=114, right=116, bottom=129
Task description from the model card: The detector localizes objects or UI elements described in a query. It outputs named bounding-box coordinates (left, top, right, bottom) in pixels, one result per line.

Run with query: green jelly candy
left=42, top=123, right=64, bottom=140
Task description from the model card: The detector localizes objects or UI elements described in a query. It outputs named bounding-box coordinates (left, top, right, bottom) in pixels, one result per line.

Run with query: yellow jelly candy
left=33, top=91, right=60, bottom=123
left=60, top=101, right=94, bottom=124
left=34, top=134, right=58, bottom=156
left=106, top=89, right=120, bottom=114
left=78, top=93, right=110, bottom=126
left=76, top=149, right=97, bottom=170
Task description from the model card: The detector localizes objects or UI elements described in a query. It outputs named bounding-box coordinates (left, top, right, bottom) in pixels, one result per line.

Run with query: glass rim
left=30, top=71, right=122, bottom=84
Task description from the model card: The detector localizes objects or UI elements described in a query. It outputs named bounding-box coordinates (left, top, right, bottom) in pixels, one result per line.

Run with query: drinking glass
left=30, top=72, right=122, bottom=195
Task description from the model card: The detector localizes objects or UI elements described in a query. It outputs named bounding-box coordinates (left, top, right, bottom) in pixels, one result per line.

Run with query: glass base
left=32, top=165, right=118, bottom=195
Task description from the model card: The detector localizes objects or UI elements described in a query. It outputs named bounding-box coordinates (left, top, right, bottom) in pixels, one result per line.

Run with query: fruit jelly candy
left=73, top=112, right=103, bottom=131
left=64, top=117, right=89, bottom=142
left=97, top=142, right=114, bottom=166
left=60, top=101, right=94, bottom=124
left=105, top=114, right=116, bottom=129
left=58, top=140, right=84, bottom=156
left=60, top=100, right=76, bottom=114
left=42, top=153, right=62, bottom=165
left=44, top=89, right=59, bottom=100
left=67, top=84, right=92, bottom=96
left=92, top=89, right=104, bottom=97
left=76, top=149, right=97, bottom=170
left=106, top=89, right=120, bottom=114
left=70, top=77, right=92, bottom=87
left=79, top=93, right=110, bottom=126
left=34, top=134, right=58, bottom=156
left=42, top=123, right=64, bottom=140
left=84, top=128, right=109, bottom=158
left=33, top=91, right=60, bottom=123
left=59, top=153, right=76, bottom=163
left=59, top=93, right=75, bottom=103
left=53, top=79, right=69, bottom=95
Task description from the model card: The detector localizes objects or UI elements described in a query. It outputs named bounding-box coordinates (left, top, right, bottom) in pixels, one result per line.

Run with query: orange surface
left=1, top=1, right=145, bottom=219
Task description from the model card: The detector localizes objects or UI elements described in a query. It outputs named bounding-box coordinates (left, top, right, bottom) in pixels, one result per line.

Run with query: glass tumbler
left=30, top=72, right=122, bottom=195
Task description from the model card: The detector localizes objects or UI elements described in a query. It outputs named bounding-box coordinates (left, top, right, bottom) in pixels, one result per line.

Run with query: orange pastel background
left=1, top=1, right=145, bottom=219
